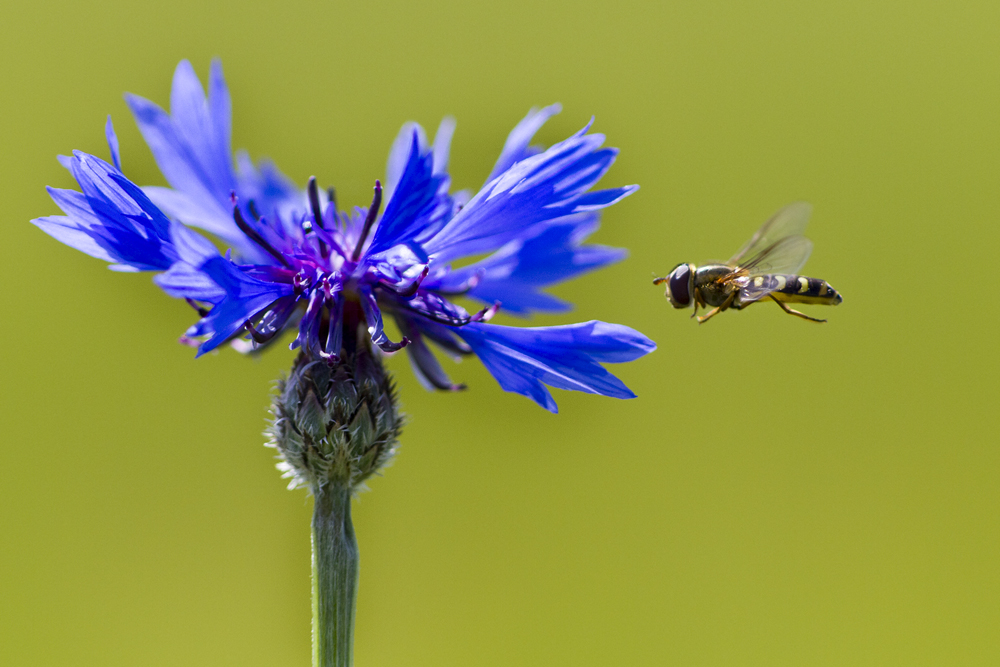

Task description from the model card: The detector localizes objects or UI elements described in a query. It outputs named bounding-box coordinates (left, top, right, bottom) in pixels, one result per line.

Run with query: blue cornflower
left=34, top=59, right=654, bottom=412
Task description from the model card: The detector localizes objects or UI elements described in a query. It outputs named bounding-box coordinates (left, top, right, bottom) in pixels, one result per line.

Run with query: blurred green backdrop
left=1, top=0, right=998, bottom=665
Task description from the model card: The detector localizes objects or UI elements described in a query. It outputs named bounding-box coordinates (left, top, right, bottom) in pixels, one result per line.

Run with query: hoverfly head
left=664, top=263, right=695, bottom=309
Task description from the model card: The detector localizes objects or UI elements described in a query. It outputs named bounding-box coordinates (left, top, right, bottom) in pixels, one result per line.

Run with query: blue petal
left=423, top=126, right=637, bottom=263
left=451, top=321, right=655, bottom=412
left=127, top=60, right=306, bottom=261
left=126, top=60, right=296, bottom=258
left=292, top=289, right=324, bottom=355
left=34, top=153, right=180, bottom=272
left=69, top=153, right=166, bottom=232
left=154, top=262, right=226, bottom=303
left=208, top=59, right=233, bottom=173
left=468, top=286, right=574, bottom=315
left=233, top=151, right=303, bottom=225
left=433, top=213, right=627, bottom=315
left=187, top=256, right=295, bottom=355
left=367, top=128, right=450, bottom=257
left=167, top=59, right=236, bottom=200
left=486, top=104, right=562, bottom=183
left=404, top=315, right=471, bottom=357
left=143, top=185, right=226, bottom=233
left=33, top=213, right=118, bottom=264
left=431, top=117, right=456, bottom=176
left=384, top=122, right=427, bottom=203
left=105, top=116, right=122, bottom=171
left=153, top=217, right=231, bottom=302
left=568, top=186, right=639, bottom=211
left=125, top=60, right=247, bottom=246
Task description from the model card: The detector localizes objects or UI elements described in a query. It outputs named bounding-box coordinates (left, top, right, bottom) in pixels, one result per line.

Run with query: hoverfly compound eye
left=667, top=264, right=692, bottom=308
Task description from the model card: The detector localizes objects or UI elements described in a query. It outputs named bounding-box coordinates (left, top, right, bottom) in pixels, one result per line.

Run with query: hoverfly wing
left=727, top=201, right=812, bottom=267
left=740, top=234, right=813, bottom=275
left=734, top=235, right=815, bottom=303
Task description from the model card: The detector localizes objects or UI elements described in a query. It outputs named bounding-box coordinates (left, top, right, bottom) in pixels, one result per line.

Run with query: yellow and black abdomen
left=747, top=274, right=842, bottom=305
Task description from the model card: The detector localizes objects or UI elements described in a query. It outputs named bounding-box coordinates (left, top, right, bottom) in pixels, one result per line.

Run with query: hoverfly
left=653, top=202, right=842, bottom=323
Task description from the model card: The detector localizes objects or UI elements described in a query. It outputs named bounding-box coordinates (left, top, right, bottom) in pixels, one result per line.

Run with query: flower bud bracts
left=268, top=348, right=403, bottom=492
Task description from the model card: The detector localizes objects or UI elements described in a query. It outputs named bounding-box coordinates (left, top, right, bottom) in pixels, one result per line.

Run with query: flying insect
left=654, top=202, right=842, bottom=323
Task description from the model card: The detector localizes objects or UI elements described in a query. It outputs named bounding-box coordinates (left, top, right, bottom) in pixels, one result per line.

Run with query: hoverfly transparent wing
left=731, top=235, right=814, bottom=303
left=726, top=201, right=812, bottom=267
left=739, top=234, right=813, bottom=275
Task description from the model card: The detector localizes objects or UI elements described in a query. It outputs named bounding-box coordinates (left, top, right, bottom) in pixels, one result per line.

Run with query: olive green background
left=1, top=0, right=997, bottom=665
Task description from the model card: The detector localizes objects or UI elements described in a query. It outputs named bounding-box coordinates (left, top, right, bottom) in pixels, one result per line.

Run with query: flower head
left=34, top=59, right=655, bottom=412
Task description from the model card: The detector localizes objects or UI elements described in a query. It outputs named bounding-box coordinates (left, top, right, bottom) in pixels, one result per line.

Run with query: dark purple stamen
left=374, top=336, right=410, bottom=353
left=470, top=302, right=501, bottom=323
left=327, top=186, right=337, bottom=211
left=245, top=320, right=272, bottom=344
left=245, top=296, right=299, bottom=345
left=293, top=271, right=313, bottom=295
left=308, top=221, right=350, bottom=260
left=395, top=320, right=467, bottom=391
left=248, top=199, right=262, bottom=222
left=185, top=298, right=209, bottom=317
left=435, top=269, right=484, bottom=296
left=307, top=176, right=328, bottom=257
left=380, top=266, right=429, bottom=297
left=408, top=310, right=471, bottom=326
left=351, top=180, right=382, bottom=262
left=231, top=198, right=292, bottom=268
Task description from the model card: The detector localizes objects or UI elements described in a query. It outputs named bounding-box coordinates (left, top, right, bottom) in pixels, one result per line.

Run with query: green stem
left=312, top=482, right=358, bottom=667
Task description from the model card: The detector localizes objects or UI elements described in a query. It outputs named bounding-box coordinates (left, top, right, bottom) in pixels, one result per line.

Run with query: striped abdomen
left=744, top=274, right=842, bottom=305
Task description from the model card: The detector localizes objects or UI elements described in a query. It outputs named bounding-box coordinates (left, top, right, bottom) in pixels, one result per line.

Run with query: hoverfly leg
left=697, top=291, right=735, bottom=324
left=696, top=306, right=721, bottom=324
left=690, top=287, right=702, bottom=319
left=768, top=294, right=826, bottom=323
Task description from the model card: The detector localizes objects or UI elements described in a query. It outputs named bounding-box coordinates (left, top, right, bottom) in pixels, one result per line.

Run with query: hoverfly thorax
left=663, top=263, right=695, bottom=309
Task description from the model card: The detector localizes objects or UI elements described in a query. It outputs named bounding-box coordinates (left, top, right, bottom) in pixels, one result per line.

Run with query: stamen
left=380, top=266, right=429, bottom=297
left=245, top=320, right=271, bottom=344
left=248, top=199, right=262, bottom=222
left=244, top=296, right=299, bottom=345
left=396, top=321, right=467, bottom=391
left=231, top=196, right=292, bottom=268
left=405, top=310, right=471, bottom=326
left=375, top=336, right=410, bottom=353
left=307, top=176, right=328, bottom=257
left=293, top=271, right=313, bottom=295
left=309, top=222, right=350, bottom=261
left=327, top=186, right=337, bottom=211
left=358, top=285, right=409, bottom=352
left=351, top=180, right=382, bottom=262
left=422, top=329, right=473, bottom=357
left=178, top=335, right=201, bottom=348
left=470, top=302, right=501, bottom=323
left=405, top=299, right=500, bottom=327
left=434, top=269, right=484, bottom=296
left=185, top=298, right=209, bottom=317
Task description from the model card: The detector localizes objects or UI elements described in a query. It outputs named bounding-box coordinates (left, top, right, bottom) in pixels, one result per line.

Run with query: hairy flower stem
left=312, top=482, right=358, bottom=667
